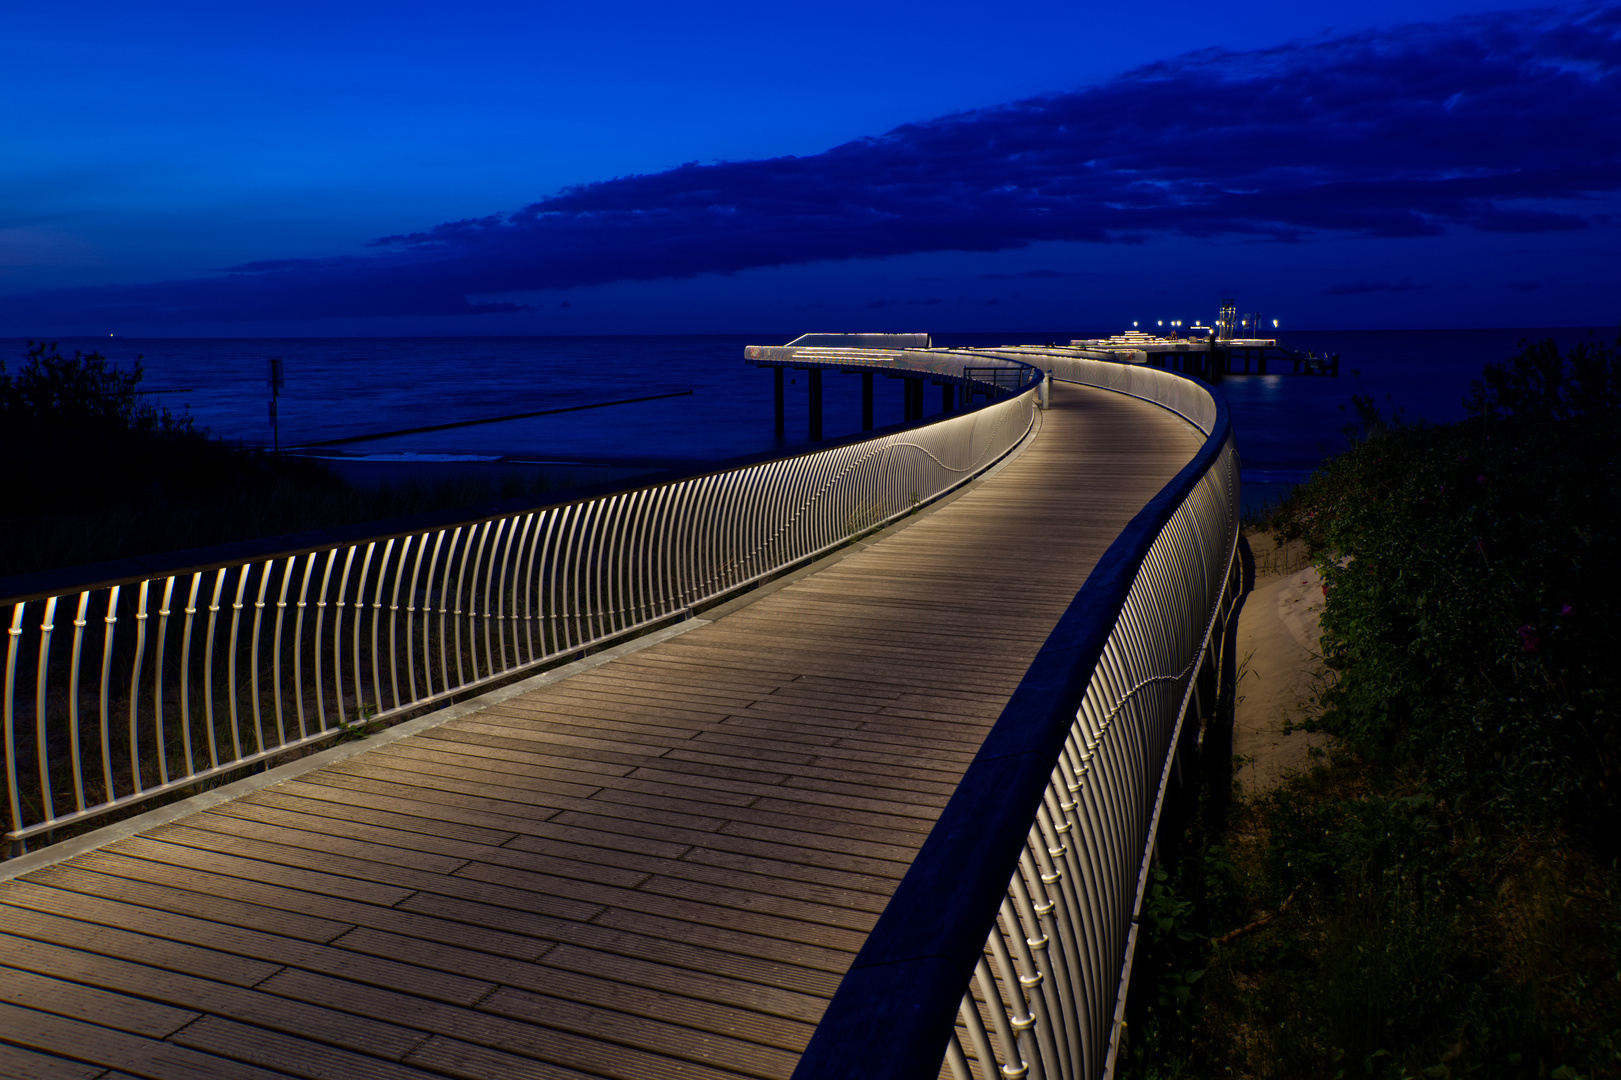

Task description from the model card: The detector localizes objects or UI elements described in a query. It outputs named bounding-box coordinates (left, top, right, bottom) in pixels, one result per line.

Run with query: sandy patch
left=1232, top=533, right=1332, bottom=794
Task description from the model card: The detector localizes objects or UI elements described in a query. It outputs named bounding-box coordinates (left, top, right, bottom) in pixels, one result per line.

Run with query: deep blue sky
left=4, top=0, right=1616, bottom=335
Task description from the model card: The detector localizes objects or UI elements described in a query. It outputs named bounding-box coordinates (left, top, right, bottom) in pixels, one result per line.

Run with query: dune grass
left=1125, top=332, right=1621, bottom=1079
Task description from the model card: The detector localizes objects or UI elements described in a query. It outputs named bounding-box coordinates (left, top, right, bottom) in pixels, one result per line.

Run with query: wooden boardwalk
left=0, top=384, right=1204, bottom=1080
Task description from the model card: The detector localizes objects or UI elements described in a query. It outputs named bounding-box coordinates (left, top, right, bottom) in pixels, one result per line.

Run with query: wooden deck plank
left=0, top=881, right=497, bottom=1007
left=0, top=935, right=432, bottom=1063
left=23, top=854, right=558, bottom=963
left=0, top=1000, right=291, bottom=1080
left=399, top=1037, right=598, bottom=1080
left=392, top=892, right=843, bottom=998
left=330, top=928, right=821, bottom=1048
left=0, top=383, right=1204, bottom=1078
left=0, top=1041, right=107, bottom=1080
left=0, top=903, right=281, bottom=988
left=21, top=859, right=354, bottom=944
left=0, top=964, right=199, bottom=1039
left=169, top=1015, right=444, bottom=1079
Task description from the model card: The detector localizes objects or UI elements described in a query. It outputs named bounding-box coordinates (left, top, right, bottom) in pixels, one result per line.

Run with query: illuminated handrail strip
left=3, top=355, right=1041, bottom=854
left=792, top=357, right=1240, bottom=1080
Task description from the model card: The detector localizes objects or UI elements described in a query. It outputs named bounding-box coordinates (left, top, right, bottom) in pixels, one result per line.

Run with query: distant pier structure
left=1070, top=300, right=1339, bottom=379
left=745, top=332, right=965, bottom=441
left=745, top=305, right=1335, bottom=443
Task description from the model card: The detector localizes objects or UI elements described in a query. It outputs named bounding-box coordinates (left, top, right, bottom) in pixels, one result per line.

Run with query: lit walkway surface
left=0, top=385, right=1203, bottom=1080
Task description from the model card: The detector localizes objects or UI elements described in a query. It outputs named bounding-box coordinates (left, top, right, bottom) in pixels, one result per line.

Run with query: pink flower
left=1560, top=604, right=1574, bottom=617
left=1477, top=475, right=1486, bottom=483
left=1517, top=625, right=1540, bottom=652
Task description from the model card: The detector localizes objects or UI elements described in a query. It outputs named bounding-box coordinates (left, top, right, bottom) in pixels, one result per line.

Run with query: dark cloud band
left=9, top=3, right=1619, bottom=323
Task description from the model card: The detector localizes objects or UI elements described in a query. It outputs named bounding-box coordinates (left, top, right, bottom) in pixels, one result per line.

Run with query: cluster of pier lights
left=748, top=330, right=1337, bottom=441
left=1067, top=329, right=1340, bottom=380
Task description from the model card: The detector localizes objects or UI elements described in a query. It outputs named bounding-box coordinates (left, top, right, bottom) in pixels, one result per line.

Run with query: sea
left=9, top=327, right=1613, bottom=517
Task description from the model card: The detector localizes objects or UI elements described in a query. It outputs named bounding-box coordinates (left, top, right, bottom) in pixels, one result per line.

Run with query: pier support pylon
left=809, top=368, right=823, bottom=440
left=904, top=378, right=923, bottom=421
left=862, top=372, right=874, bottom=431
left=774, top=368, right=785, bottom=435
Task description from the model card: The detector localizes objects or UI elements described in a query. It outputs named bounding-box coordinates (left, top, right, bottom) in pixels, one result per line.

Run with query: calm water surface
left=12, top=327, right=1611, bottom=511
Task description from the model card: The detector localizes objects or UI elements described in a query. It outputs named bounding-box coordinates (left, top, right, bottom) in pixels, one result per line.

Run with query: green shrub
left=0, top=341, right=193, bottom=434
left=1271, top=339, right=1621, bottom=838
left=1131, top=333, right=1621, bottom=1078
left=1465, top=329, right=1621, bottom=422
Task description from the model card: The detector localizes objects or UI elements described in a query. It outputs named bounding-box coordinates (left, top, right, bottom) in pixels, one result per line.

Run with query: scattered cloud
left=980, top=269, right=1097, bottom=280
left=1324, top=278, right=1433, bottom=295
left=5, top=3, right=1618, bottom=324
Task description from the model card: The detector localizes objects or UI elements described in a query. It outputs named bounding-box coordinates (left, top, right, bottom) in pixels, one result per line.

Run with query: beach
left=1231, top=530, right=1332, bottom=793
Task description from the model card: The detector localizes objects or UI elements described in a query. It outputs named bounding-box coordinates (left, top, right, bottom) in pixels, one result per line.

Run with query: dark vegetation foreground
left=1127, top=332, right=1621, bottom=1079
left=0, top=343, right=560, bottom=581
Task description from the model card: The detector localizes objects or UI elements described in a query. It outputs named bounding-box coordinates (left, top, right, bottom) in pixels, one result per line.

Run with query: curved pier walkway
left=0, top=384, right=1204, bottom=1080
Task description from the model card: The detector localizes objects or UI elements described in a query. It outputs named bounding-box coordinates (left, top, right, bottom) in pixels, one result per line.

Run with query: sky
left=2, top=0, right=1617, bottom=336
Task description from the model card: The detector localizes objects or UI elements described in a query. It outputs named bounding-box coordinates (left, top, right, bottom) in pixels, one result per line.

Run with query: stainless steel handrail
left=793, top=355, right=1239, bottom=1080
left=3, top=357, right=1042, bottom=855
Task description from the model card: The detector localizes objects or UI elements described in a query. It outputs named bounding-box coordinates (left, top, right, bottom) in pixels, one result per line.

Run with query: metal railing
left=744, top=345, right=1031, bottom=386
left=793, top=356, right=1240, bottom=1080
left=3, top=359, right=1041, bottom=855
left=956, top=348, right=1220, bottom=432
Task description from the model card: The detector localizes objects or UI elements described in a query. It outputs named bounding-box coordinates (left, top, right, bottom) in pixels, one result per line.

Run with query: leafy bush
left=0, top=342, right=284, bottom=529
left=1465, top=328, right=1621, bottom=422
left=1127, top=334, right=1621, bottom=1078
left=1269, top=332, right=1621, bottom=839
left=0, top=341, right=193, bottom=434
